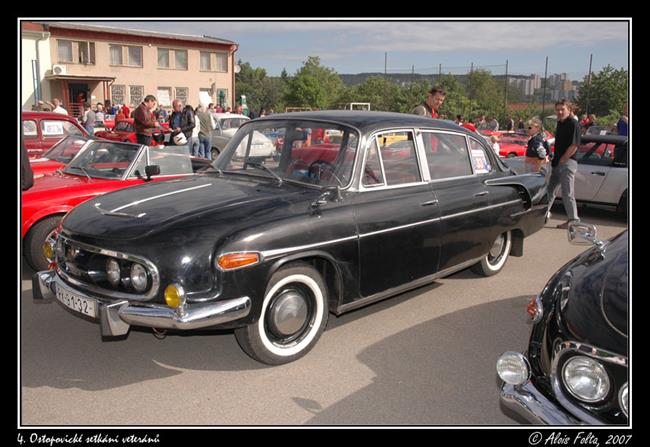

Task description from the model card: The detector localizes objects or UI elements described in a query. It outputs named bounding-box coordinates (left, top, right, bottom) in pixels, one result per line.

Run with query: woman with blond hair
left=524, top=118, right=549, bottom=173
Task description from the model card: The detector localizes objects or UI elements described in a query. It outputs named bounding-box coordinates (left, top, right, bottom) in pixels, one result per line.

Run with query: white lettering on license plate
left=56, top=286, right=97, bottom=317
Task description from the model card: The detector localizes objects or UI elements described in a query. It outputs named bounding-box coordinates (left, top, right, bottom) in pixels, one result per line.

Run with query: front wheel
left=24, top=215, right=61, bottom=271
left=471, top=231, right=512, bottom=276
left=235, top=263, right=329, bottom=365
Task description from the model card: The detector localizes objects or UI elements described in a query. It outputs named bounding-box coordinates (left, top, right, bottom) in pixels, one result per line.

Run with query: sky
left=77, top=19, right=630, bottom=80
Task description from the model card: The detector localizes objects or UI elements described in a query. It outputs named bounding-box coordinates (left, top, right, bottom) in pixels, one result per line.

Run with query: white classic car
left=210, top=113, right=275, bottom=160
left=504, top=134, right=628, bottom=214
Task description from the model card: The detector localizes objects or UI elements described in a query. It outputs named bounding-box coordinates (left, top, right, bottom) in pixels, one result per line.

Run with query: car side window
left=23, top=120, right=37, bottom=138
left=362, top=138, right=385, bottom=187
left=40, top=120, right=66, bottom=137
left=468, top=138, right=493, bottom=174
left=376, top=131, right=421, bottom=185
left=421, top=132, right=473, bottom=180
left=62, top=122, right=83, bottom=136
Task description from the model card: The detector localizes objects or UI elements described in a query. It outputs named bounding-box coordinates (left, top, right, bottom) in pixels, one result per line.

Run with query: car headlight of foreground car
left=130, top=263, right=148, bottom=292
left=562, top=356, right=610, bottom=402
left=497, top=351, right=530, bottom=386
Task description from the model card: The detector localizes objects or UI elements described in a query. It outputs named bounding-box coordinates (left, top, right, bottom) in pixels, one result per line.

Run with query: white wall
left=21, top=32, right=51, bottom=110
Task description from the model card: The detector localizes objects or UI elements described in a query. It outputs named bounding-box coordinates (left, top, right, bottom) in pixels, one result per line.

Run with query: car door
left=573, top=141, right=614, bottom=202
left=354, top=129, right=441, bottom=298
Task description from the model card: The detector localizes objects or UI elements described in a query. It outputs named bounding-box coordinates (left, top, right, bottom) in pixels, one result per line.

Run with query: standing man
left=547, top=99, right=581, bottom=229
left=616, top=102, right=628, bottom=136
left=81, top=102, right=96, bottom=135
left=411, top=86, right=446, bottom=118
left=195, top=104, right=215, bottom=160
left=133, top=95, right=160, bottom=146
left=47, top=98, right=68, bottom=115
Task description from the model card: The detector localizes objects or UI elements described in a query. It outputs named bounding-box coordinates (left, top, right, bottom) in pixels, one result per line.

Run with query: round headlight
left=130, top=263, right=148, bottom=292
left=106, top=259, right=121, bottom=286
left=497, top=351, right=530, bottom=386
left=562, top=356, right=610, bottom=402
left=619, top=382, right=628, bottom=417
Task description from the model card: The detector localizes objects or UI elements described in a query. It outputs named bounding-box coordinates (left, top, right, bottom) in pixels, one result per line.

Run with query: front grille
left=56, top=235, right=159, bottom=301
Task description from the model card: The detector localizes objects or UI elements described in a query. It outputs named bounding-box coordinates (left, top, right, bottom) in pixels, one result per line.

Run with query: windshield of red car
left=41, top=136, right=89, bottom=163
left=214, top=120, right=359, bottom=188
left=65, top=141, right=141, bottom=179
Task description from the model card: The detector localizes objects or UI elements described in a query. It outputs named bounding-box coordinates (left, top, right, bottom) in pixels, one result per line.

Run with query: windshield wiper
left=68, top=166, right=92, bottom=181
left=245, top=161, right=283, bottom=186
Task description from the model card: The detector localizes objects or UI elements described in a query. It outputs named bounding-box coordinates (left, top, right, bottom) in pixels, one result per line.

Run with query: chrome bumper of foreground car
left=500, top=381, right=585, bottom=425
left=33, top=270, right=252, bottom=337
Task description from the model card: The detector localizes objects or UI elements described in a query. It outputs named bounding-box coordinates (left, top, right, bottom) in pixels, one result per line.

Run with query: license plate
left=56, top=284, right=97, bottom=318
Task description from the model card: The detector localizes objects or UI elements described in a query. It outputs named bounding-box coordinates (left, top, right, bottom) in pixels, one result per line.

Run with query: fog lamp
left=164, top=284, right=185, bottom=309
left=497, top=351, right=530, bottom=386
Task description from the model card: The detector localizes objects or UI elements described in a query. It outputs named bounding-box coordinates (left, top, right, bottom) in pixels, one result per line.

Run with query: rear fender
left=484, top=172, right=548, bottom=210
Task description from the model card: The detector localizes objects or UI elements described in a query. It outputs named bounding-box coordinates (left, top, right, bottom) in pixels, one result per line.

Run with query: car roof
left=22, top=111, right=80, bottom=121
left=581, top=134, right=627, bottom=145
left=255, top=110, right=472, bottom=135
left=213, top=113, right=249, bottom=120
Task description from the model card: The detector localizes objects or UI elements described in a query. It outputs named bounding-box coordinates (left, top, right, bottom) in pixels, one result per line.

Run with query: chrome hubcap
left=489, top=234, right=506, bottom=259
left=269, top=290, right=309, bottom=337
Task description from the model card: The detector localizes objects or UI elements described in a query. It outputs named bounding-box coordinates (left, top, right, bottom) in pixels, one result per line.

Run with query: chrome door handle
left=474, top=191, right=489, bottom=197
left=420, top=199, right=439, bottom=206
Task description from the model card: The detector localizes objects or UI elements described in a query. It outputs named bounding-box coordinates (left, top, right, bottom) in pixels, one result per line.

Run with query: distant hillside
left=338, top=72, right=525, bottom=87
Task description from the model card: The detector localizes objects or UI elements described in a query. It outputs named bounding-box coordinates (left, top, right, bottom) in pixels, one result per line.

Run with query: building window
left=157, top=87, right=172, bottom=107
left=57, top=40, right=73, bottom=63
left=109, top=44, right=123, bottom=65
left=78, top=42, right=95, bottom=64
left=130, top=85, right=144, bottom=107
left=175, top=87, right=188, bottom=105
left=157, top=48, right=170, bottom=68
left=200, top=52, right=211, bottom=71
left=127, top=46, right=143, bottom=67
left=111, top=84, right=126, bottom=106
left=174, top=50, right=188, bottom=70
left=216, top=53, right=228, bottom=72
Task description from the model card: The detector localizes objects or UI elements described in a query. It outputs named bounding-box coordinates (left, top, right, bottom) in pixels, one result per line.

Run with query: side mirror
left=145, top=165, right=160, bottom=181
left=568, top=222, right=602, bottom=247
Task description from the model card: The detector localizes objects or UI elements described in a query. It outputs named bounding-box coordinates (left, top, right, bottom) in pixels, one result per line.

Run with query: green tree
left=284, top=56, right=344, bottom=109
left=350, top=76, right=400, bottom=111
left=435, top=73, right=470, bottom=118
left=393, top=80, right=430, bottom=113
left=467, top=69, right=502, bottom=118
left=576, top=65, right=628, bottom=117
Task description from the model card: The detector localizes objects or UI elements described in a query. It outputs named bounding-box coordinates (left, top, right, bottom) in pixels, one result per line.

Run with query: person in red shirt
left=411, top=87, right=446, bottom=118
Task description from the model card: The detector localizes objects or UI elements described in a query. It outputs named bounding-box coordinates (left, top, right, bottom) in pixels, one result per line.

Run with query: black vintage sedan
left=497, top=224, right=628, bottom=424
left=34, top=111, right=548, bottom=365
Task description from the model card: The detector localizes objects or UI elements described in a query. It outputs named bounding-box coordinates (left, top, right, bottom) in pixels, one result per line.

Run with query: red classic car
left=22, top=140, right=211, bottom=271
left=29, top=135, right=93, bottom=179
left=480, top=130, right=555, bottom=158
left=22, top=111, right=88, bottom=159
left=94, top=119, right=169, bottom=146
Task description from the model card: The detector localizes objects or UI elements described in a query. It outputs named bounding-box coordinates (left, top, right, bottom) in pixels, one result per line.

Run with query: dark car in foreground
left=34, top=111, right=548, bottom=365
left=497, top=224, right=628, bottom=424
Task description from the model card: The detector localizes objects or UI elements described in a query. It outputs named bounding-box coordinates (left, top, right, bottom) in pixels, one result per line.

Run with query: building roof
left=40, top=21, right=237, bottom=46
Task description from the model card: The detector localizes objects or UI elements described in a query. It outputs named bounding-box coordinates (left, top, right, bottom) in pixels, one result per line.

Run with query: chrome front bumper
left=500, top=381, right=584, bottom=425
left=33, top=270, right=252, bottom=337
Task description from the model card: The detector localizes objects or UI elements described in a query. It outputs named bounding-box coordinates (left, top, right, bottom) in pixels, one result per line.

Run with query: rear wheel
left=24, top=215, right=62, bottom=271
left=235, top=263, right=329, bottom=365
left=471, top=231, right=512, bottom=276
left=211, top=147, right=220, bottom=160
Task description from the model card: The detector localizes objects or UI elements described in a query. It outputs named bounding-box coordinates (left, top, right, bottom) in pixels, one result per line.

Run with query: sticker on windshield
left=41, top=121, right=64, bottom=136
left=470, top=149, right=491, bottom=174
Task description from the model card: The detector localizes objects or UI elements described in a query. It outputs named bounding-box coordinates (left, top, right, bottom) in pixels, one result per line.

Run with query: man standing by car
left=547, top=99, right=581, bottom=229
left=412, top=87, right=445, bottom=118
left=134, top=95, right=160, bottom=146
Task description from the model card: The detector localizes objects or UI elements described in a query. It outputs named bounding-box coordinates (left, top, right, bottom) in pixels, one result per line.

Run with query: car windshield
left=214, top=120, right=360, bottom=188
left=220, top=117, right=249, bottom=130
left=41, top=136, right=90, bottom=163
left=115, top=121, right=133, bottom=132
left=64, top=141, right=142, bottom=179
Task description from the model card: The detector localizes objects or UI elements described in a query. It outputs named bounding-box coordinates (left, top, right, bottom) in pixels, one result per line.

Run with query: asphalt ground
left=19, top=203, right=628, bottom=426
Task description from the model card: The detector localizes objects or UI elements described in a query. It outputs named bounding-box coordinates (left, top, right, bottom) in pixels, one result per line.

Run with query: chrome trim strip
left=109, top=183, right=212, bottom=212
left=550, top=340, right=628, bottom=424
left=261, top=236, right=358, bottom=259
left=337, top=256, right=483, bottom=314
left=57, top=234, right=160, bottom=301
left=359, top=217, right=441, bottom=238
left=440, top=199, right=521, bottom=221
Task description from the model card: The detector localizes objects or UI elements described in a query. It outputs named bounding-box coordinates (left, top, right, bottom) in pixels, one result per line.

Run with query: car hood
left=560, top=230, right=628, bottom=354
left=62, top=174, right=316, bottom=240
left=23, top=172, right=119, bottom=196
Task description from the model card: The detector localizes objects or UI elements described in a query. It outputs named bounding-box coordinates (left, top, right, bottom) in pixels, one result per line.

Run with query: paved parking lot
left=19, top=204, right=627, bottom=425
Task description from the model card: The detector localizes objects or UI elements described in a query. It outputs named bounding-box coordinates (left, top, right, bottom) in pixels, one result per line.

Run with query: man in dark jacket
left=21, top=142, right=34, bottom=191
left=133, top=95, right=160, bottom=145
left=168, top=100, right=195, bottom=145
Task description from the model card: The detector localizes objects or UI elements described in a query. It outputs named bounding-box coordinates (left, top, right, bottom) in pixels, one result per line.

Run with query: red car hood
left=30, top=159, right=66, bottom=178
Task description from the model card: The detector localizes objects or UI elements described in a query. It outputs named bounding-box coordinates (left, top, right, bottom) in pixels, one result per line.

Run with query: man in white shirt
left=48, top=98, right=68, bottom=115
